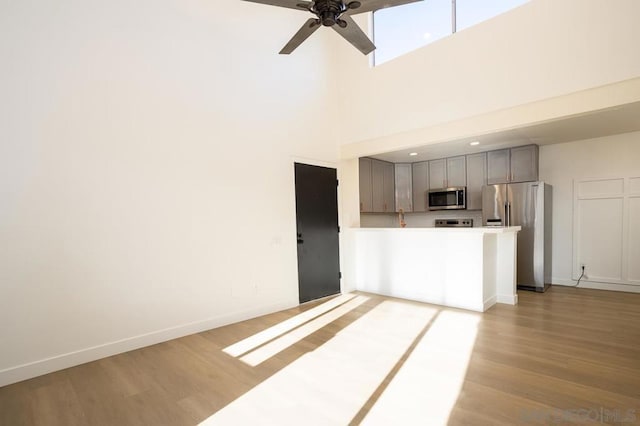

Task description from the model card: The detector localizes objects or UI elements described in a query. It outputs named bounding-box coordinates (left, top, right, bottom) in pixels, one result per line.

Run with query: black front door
left=294, top=163, right=341, bottom=303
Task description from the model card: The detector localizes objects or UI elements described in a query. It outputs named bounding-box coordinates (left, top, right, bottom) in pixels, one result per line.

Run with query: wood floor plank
left=0, top=382, right=35, bottom=426
left=29, top=379, right=85, bottom=426
left=451, top=381, right=557, bottom=425
left=1, top=286, right=639, bottom=425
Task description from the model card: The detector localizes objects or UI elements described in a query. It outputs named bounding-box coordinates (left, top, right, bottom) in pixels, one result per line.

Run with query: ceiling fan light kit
left=244, top=0, right=423, bottom=55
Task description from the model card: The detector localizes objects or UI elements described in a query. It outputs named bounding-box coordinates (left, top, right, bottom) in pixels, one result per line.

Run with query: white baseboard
left=497, top=294, right=518, bottom=305
left=483, top=296, right=497, bottom=311
left=0, top=300, right=297, bottom=388
left=551, top=278, right=640, bottom=293
left=341, top=281, right=356, bottom=294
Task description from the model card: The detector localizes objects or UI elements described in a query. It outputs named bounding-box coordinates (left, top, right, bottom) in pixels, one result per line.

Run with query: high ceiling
left=370, top=101, right=640, bottom=163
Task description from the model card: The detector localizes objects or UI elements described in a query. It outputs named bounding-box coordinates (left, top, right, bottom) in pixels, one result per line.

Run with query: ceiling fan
left=243, top=0, right=423, bottom=55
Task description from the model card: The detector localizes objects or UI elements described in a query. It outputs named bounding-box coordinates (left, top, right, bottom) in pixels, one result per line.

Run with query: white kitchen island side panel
left=349, top=228, right=520, bottom=312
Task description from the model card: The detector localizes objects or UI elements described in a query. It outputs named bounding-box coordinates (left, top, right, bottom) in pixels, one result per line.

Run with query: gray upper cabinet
left=487, top=145, right=539, bottom=184
left=447, top=156, right=467, bottom=188
left=487, top=149, right=510, bottom=184
left=510, top=145, right=539, bottom=183
left=360, top=145, right=537, bottom=215
left=412, top=161, right=429, bottom=212
left=359, top=158, right=373, bottom=212
left=382, top=161, right=395, bottom=213
left=429, top=156, right=466, bottom=189
left=429, top=159, right=447, bottom=190
left=360, top=158, right=395, bottom=213
left=466, top=152, right=487, bottom=210
left=372, top=159, right=386, bottom=212
left=394, top=164, right=413, bottom=212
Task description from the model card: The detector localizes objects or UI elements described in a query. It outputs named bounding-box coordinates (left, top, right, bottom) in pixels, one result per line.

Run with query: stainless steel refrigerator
left=482, top=182, right=552, bottom=292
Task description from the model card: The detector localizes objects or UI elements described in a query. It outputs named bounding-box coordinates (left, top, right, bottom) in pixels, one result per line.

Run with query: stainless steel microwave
left=428, top=187, right=466, bottom=210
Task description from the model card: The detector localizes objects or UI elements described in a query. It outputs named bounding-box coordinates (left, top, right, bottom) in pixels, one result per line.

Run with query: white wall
left=539, top=132, right=640, bottom=292
left=336, top=0, right=640, bottom=155
left=0, top=0, right=340, bottom=385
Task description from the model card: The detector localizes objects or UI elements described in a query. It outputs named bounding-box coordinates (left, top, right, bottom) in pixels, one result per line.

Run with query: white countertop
left=350, top=226, right=521, bottom=234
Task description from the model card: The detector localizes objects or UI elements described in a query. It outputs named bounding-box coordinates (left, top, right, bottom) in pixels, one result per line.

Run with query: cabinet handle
left=384, top=203, right=387, bottom=211
left=360, top=202, right=363, bottom=212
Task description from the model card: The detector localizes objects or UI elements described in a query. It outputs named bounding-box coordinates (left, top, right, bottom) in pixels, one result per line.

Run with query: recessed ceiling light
left=470, top=141, right=480, bottom=146
left=409, top=152, right=418, bottom=156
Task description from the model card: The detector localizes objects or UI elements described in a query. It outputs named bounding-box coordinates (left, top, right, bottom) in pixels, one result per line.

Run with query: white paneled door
left=628, top=177, right=640, bottom=283
left=574, top=176, right=640, bottom=286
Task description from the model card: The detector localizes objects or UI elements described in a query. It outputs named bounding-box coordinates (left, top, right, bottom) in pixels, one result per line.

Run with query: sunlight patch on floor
left=361, top=310, right=480, bottom=425
left=240, top=295, right=370, bottom=367
left=223, top=293, right=356, bottom=357
left=200, top=300, right=437, bottom=425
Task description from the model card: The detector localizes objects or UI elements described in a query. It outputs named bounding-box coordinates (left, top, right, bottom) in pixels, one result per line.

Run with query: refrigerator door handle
left=502, top=203, right=507, bottom=226
left=504, top=203, right=509, bottom=227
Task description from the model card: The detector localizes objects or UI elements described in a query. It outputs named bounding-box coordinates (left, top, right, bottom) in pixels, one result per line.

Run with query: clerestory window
left=373, top=0, right=529, bottom=66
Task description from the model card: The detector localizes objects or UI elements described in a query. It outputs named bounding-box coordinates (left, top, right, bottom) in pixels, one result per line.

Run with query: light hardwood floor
left=1, top=286, right=639, bottom=425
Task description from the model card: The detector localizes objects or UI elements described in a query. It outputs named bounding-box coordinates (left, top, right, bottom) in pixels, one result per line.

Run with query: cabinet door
left=446, top=156, right=467, bottom=187
left=466, top=152, right=487, bottom=210
left=382, top=161, right=395, bottom=213
left=510, top=145, right=539, bottom=183
left=394, top=164, right=413, bottom=212
left=487, top=149, right=510, bottom=184
left=359, top=158, right=373, bottom=212
left=371, top=159, right=385, bottom=212
left=412, top=161, right=429, bottom=212
left=429, top=159, right=447, bottom=189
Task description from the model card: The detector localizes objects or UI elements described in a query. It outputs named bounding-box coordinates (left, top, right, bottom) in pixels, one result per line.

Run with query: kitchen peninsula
left=348, top=227, right=521, bottom=312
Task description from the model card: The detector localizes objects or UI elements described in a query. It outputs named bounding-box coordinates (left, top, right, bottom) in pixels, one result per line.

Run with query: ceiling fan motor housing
left=313, top=0, right=347, bottom=26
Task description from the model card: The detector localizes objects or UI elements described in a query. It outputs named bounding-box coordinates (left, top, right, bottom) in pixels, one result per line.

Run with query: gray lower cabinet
left=412, top=161, right=429, bottom=212
left=394, top=164, right=413, bottom=212
left=466, top=152, right=487, bottom=210
left=360, top=157, right=395, bottom=213
left=487, top=145, right=539, bottom=184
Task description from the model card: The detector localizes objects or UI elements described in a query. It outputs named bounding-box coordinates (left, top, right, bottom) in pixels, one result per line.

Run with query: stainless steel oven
left=428, top=187, right=466, bottom=211
left=435, top=218, right=473, bottom=227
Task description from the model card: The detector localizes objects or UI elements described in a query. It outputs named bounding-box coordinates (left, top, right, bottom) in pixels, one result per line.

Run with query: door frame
left=291, top=157, right=343, bottom=300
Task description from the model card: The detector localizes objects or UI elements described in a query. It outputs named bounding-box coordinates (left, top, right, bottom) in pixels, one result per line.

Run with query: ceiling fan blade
left=332, top=15, right=376, bottom=55
left=280, top=19, right=321, bottom=54
left=347, top=0, right=423, bottom=15
left=243, top=0, right=312, bottom=11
